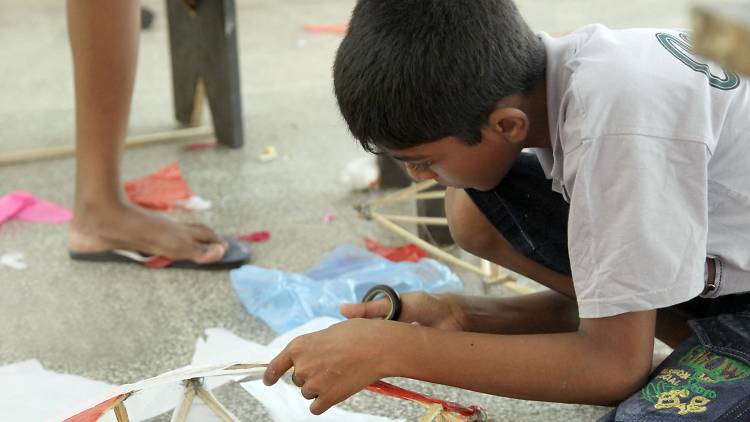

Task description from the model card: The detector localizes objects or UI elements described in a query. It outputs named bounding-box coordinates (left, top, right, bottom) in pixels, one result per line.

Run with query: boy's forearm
left=451, top=290, right=579, bottom=335
left=381, top=312, right=654, bottom=405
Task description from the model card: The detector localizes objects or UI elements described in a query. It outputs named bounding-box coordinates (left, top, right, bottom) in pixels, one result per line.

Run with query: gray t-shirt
left=537, top=25, right=750, bottom=318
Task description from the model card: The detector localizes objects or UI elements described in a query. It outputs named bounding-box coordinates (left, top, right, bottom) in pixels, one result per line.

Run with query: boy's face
left=386, top=132, right=525, bottom=191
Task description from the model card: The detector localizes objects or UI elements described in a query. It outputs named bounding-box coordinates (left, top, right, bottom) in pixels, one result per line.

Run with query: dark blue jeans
left=465, top=152, right=750, bottom=421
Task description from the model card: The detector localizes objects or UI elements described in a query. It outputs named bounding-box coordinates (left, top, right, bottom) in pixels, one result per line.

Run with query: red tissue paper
left=364, top=237, right=429, bottom=262
left=124, top=162, right=193, bottom=210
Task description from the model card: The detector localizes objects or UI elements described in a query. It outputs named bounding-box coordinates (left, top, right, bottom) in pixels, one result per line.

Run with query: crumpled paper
left=364, top=237, right=428, bottom=262
left=124, top=162, right=197, bottom=211
left=0, top=252, right=26, bottom=270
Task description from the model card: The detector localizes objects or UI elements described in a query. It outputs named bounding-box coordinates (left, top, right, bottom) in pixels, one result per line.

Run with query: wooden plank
left=0, top=126, right=214, bottom=166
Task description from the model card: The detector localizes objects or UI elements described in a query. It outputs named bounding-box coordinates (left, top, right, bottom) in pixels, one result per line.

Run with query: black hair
left=333, top=0, right=546, bottom=153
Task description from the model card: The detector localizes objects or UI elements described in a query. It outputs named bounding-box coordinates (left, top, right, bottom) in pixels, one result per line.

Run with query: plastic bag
left=230, top=245, right=462, bottom=333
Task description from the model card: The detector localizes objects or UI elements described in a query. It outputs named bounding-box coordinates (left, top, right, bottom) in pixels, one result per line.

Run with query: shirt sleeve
left=567, top=135, right=709, bottom=318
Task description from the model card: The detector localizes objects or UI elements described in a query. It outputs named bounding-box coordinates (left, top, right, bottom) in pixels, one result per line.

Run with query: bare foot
left=69, top=201, right=226, bottom=264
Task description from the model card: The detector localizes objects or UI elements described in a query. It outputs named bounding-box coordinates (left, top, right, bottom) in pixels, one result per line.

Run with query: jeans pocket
left=688, top=313, right=750, bottom=421
left=604, top=314, right=750, bottom=421
left=689, top=312, right=750, bottom=366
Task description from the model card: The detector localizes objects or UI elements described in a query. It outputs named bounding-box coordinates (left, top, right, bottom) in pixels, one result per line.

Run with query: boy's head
left=334, top=0, right=546, bottom=190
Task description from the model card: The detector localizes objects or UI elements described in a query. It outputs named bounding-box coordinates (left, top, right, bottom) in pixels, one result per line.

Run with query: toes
left=187, top=223, right=223, bottom=244
left=192, top=242, right=226, bottom=264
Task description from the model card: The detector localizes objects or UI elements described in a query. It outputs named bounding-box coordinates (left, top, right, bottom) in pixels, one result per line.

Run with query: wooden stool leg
left=166, top=0, right=244, bottom=148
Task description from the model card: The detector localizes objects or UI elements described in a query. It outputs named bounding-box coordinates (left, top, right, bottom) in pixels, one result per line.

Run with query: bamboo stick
left=371, top=190, right=446, bottom=206
left=375, top=214, right=450, bottom=226
left=113, top=402, right=130, bottom=422
left=194, top=383, right=240, bottom=422
left=170, top=380, right=198, bottom=422
left=370, top=180, right=438, bottom=208
left=0, top=126, right=214, bottom=166
left=367, top=180, right=538, bottom=293
left=370, top=212, right=498, bottom=277
left=481, top=259, right=498, bottom=277
left=190, top=79, right=207, bottom=126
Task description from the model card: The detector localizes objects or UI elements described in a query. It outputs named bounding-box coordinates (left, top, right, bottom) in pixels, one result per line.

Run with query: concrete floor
left=0, top=1, right=688, bottom=420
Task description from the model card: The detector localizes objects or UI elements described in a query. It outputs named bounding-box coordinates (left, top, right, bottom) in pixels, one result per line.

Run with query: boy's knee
left=451, top=224, right=501, bottom=259
left=445, top=188, right=506, bottom=259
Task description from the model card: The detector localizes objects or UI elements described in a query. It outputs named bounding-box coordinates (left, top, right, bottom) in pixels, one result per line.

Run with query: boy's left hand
left=262, top=318, right=397, bottom=415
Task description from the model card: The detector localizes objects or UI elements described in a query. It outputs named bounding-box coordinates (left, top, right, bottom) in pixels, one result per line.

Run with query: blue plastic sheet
left=230, top=245, right=462, bottom=333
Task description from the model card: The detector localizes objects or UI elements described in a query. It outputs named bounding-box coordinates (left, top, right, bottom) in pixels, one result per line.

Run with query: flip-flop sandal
left=69, top=238, right=250, bottom=270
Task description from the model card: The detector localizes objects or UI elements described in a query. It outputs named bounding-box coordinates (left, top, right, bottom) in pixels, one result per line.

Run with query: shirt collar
left=535, top=31, right=576, bottom=186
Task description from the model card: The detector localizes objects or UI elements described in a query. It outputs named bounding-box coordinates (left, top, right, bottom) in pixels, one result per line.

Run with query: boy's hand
left=340, top=291, right=466, bottom=331
left=263, top=318, right=399, bottom=415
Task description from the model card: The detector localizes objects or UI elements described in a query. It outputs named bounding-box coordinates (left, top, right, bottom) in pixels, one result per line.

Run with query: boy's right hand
left=339, top=292, right=466, bottom=332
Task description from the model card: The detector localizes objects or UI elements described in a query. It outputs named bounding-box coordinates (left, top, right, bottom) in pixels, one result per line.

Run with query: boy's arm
left=452, top=290, right=580, bottom=334
left=394, top=309, right=655, bottom=403
left=342, top=290, right=581, bottom=335
left=263, top=309, right=655, bottom=415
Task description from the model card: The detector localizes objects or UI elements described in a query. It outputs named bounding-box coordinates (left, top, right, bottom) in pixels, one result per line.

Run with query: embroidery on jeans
left=654, top=389, right=710, bottom=415
left=641, top=346, right=750, bottom=415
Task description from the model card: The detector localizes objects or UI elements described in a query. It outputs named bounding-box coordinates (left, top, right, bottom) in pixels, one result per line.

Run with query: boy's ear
left=485, top=107, right=529, bottom=144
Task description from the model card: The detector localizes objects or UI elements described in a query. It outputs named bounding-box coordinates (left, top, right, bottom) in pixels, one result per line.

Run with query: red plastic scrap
left=144, top=256, right=174, bottom=269
left=364, top=237, right=428, bottom=262
left=367, top=380, right=484, bottom=419
left=237, top=231, right=271, bottom=242
left=124, top=162, right=193, bottom=210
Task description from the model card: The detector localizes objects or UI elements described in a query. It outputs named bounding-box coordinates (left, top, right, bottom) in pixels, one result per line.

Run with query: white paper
left=339, top=156, right=379, bottom=191
left=0, top=360, right=118, bottom=422
left=173, top=195, right=212, bottom=211
left=3, top=318, right=398, bottom=422
left=191, top=317, right=340, bottom=390
left=0, top=252, right=26, bottom=270
left=190, top=318, right=402, bottom=422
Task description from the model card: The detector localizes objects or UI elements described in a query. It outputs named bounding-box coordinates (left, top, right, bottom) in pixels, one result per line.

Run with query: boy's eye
left=408, top=161, right=433, bottom=172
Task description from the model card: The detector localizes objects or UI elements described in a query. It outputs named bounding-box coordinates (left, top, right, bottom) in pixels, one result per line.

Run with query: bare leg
left=445, top=187, right=692, bottom=345
left=66, top=0, right=225, bottom=263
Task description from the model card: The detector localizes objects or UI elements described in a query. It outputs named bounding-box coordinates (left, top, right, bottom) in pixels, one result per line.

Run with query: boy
left=263, top=0, right=750, bottom=419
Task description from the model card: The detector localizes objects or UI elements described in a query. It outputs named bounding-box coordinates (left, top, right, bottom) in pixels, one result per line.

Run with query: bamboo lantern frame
left=358, top=180, right=536, bottom=295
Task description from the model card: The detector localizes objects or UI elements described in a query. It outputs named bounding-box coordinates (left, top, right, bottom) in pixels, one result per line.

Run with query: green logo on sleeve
left=656, top=32, right=740, bottom=90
